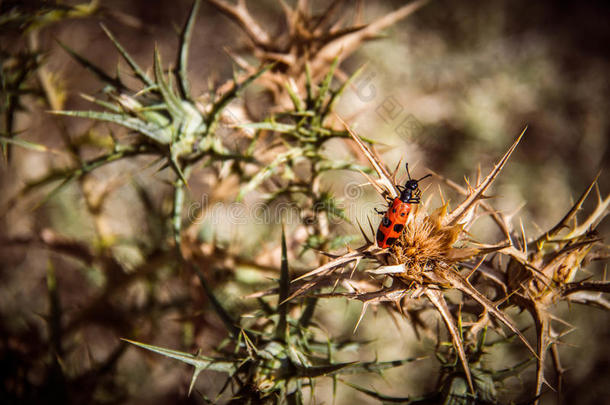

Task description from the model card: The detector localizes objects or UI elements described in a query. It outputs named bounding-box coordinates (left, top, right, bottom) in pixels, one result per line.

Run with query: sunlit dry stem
left=292, top=249, right=368, bottom=282
left=425, top=288, right=475, bottom=393
left=206, top=0, right=271, bottom=47
left=443, top=269, right=538, bottom=357
left=431, top=170, right=513, bottom=242
left=536, top=173, right=600, bottom=247
left=312, top=0, right=430, bottom=73
left=567, top=194, right=610, bottom=239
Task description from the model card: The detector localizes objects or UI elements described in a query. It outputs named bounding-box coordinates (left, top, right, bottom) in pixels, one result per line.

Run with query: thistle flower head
left=390, top=205, right=468, bottom=274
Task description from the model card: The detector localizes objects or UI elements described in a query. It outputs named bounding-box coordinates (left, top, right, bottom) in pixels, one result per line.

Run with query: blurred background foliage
left=1, top=0, right=608, bottom=404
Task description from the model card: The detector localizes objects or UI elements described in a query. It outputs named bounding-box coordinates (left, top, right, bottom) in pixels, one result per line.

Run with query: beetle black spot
left=393, top=224, right=404, bottom=233
left=400, top=212, right=406, bottom=217
left=376, top=229, right=385, bottom=243
left=392, top=209, right=396, bottom=213
left=382, top=217, right=391, bottom=227
left=386, top=237, right=397, bottom=246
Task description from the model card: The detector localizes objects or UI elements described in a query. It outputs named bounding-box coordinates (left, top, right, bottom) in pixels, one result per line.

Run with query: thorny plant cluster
left=1, top=1, right=609, bottom=404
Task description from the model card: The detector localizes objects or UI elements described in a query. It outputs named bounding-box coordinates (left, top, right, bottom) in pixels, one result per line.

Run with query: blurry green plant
left=1, top=0, right=103, bottom=159
left=7, top=0, right=270, bottom=247
left=1, top=48, right=42, bottom=159
left=125, top=230, right=421, bottom=403
left=0, top=0, right=100, bottom=33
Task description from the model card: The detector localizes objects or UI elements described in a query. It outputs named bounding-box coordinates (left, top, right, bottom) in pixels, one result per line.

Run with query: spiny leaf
left=335, top=114, right=397, bottom=198
left=276, top=226, right=289, bottom=342
left=298, top=297, right=318, bottom=328
left=122, top=338, right=238, bottom=395
left=356, top=218, right=373, bottom=244
left=51, top=110, right=172, bottom=144
left=57, top=40, right=125, bottom=91
left=313, top=57, right=338, bottom=113
left=527, top=305, right=550, bottom=405
left=100, top=24, right=154, bottom=88
left=534, top=173, right=600, bottom=248
left=443, top=269, right=537, bottom=357
left=79, top=93, right=122, bottom=113
left=176, top=0, right=201, bottom=99
left=429, top=169, right=512, bottom=241
left=353, top=302, right=369, bottom=333
left=492, top=358, right=536, bottom=382
left=566, top=292, right=610, bottom=309
left=122, top=339, right=238, bottom=371
left=284, top=78, right=303, bottom=112
left=293, top=361, right=357, bottom=378
left=566, top=193, right=610, bottom=239
left=562, top=280, right=610, bottom=296
left=153, top=48, right=185, bottom=121
left=291, top=250, right=365, bottom=283
left=305, top=62, right=313, bottom=105
left=169, top=152, right=190, bottom=188
left=424, top=288, right=474, bottom=394
left=338, top=356, right=425, bottom=375
left=191, top=264, right=240, bottom=337
left=238, top=122, right=297, bottom=134
left=206, top=0, right=271, bottom=47
left=0, top=134, right=64, bottom=155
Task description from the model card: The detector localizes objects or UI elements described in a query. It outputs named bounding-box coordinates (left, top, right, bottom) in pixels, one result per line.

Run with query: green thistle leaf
left=51, top=110, right=172, bottom=144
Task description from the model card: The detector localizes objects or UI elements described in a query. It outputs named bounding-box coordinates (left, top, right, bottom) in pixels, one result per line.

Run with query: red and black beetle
left=376, top=164, right=431, bottom=248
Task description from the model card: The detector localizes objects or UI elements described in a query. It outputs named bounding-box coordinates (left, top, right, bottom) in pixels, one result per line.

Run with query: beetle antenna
left=417, top=174, right=432, bottom=183
left=405, top=163, right=413, bottom=180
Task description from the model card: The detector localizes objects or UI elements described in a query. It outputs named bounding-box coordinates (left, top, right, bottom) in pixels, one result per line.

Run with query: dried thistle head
left=507, top=231, right=600, bottom=303
left=506, top=178, right=609, bottom=305
left=388, top=204, right=471, bottom=278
